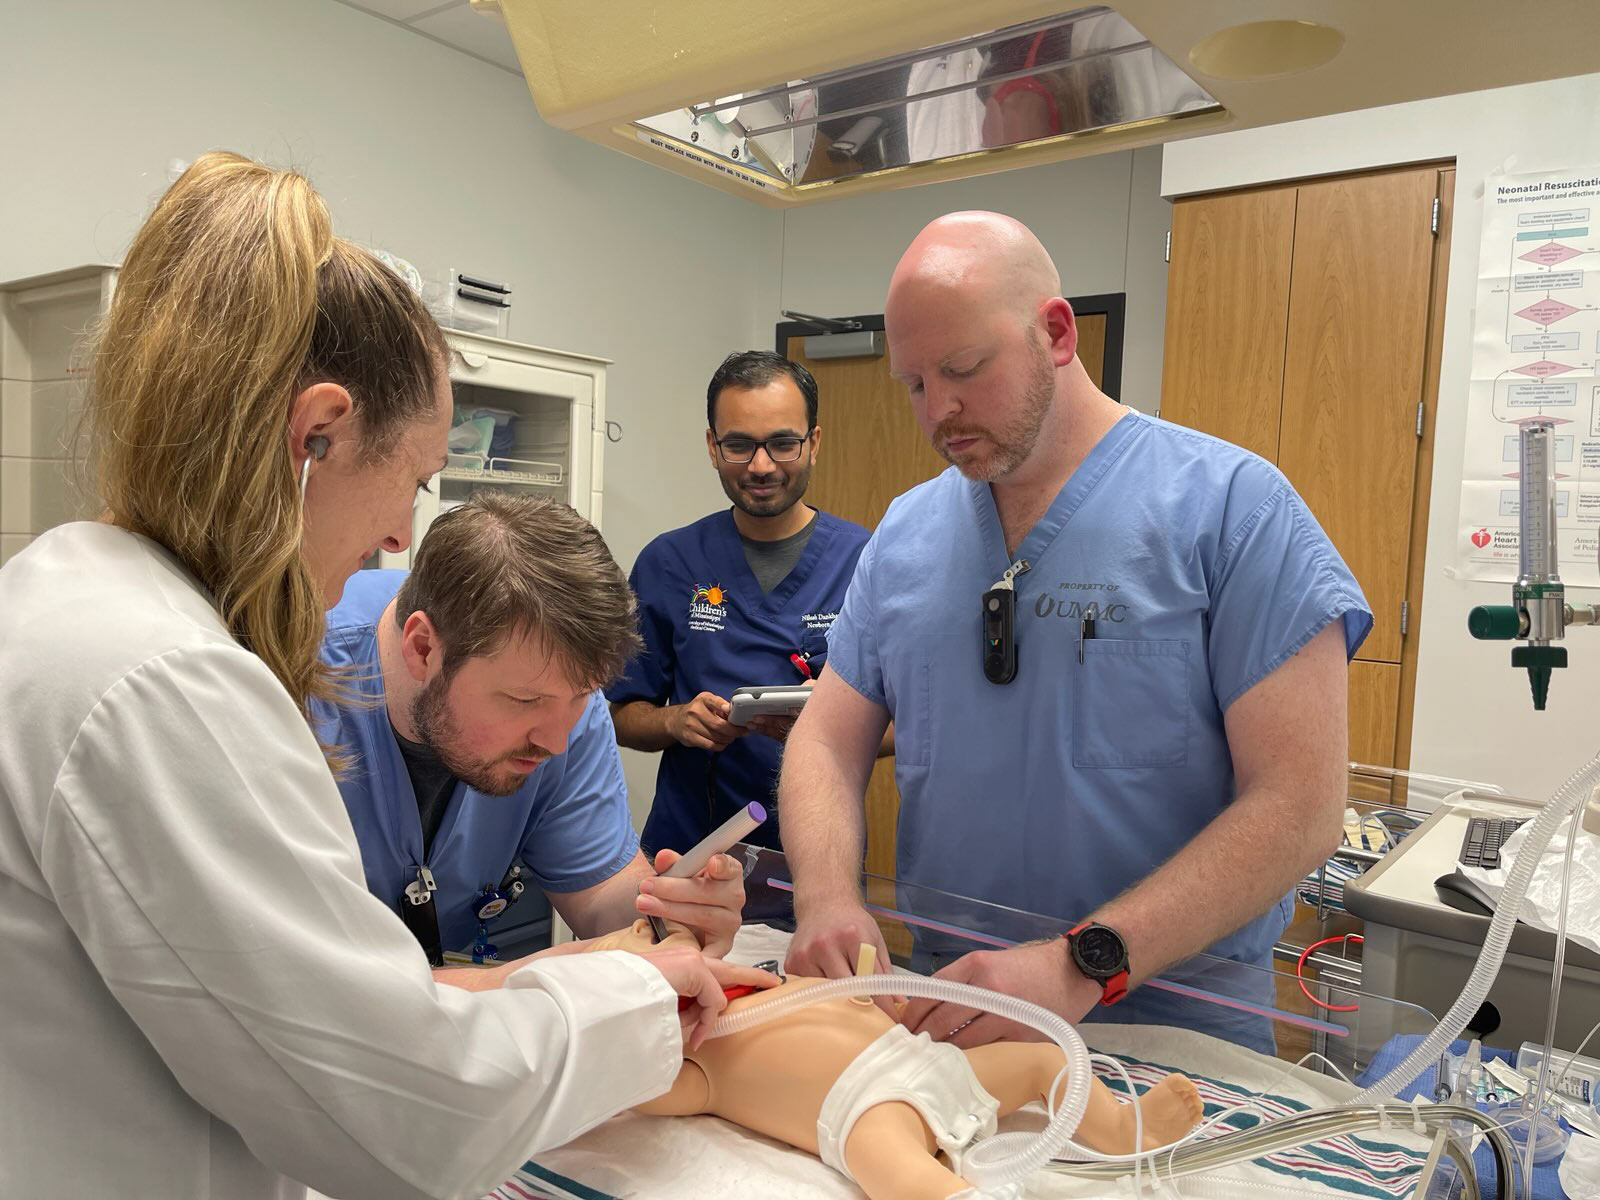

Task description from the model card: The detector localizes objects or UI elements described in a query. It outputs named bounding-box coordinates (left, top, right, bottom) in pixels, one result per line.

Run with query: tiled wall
left=0, top=268, right=110, bottom=564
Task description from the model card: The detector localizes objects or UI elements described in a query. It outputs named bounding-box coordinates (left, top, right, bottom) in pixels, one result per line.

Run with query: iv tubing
left=1522, top=795, right=1583, bottom=1200
left=1351, top=745, right=1600, bottom=1104
left=1043, top=1102, right=1512, bottom=1196
left=706, top=973, right=1092, bottom=1190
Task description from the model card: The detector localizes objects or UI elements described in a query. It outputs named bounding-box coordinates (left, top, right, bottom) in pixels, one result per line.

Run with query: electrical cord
left=1295, top=934, right=1364, bottom=1014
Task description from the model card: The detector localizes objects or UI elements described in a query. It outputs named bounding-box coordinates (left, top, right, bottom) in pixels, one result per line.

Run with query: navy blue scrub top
left=607, top=509, right=870, bottom=854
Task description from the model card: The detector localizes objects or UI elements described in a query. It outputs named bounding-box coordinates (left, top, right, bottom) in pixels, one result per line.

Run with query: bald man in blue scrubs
left=781, top=213, right=1371, bottom=1045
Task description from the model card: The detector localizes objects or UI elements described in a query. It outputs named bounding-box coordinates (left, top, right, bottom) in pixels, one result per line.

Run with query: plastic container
left=422, top=268, right=512, bottom=338
left=1485, top=1096, right=1568, bottom=1166
left=1517, top=1041, right=1600, bottom=1107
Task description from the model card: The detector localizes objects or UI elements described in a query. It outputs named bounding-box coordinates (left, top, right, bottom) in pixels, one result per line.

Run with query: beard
left=411, top=673, right=550, bottom=797
left=720, top=456, right=812, bottom=519
left=934, top=343, right=1055, bottom=482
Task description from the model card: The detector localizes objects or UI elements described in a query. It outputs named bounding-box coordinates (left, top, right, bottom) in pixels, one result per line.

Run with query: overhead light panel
left=488, top=1, right=1226, bottom=206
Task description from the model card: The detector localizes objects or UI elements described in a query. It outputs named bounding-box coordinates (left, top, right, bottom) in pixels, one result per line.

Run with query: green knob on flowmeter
left=1467, top=606, right=1522, bottom=640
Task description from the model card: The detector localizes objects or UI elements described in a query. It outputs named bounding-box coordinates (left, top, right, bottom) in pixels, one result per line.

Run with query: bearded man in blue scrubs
left=609, top=351, right=873, bottom=856
left=314, top=493, right=744, bottom=976
left=781, top=213, right=1372, bottom=1045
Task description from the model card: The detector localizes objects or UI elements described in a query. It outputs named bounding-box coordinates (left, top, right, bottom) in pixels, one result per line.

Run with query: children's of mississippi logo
left=689, top=583, right=727, bottom=632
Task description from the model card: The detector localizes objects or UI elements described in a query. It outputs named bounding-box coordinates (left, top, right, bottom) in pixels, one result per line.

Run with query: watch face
left=1074, top=925, right=1127, bottom=975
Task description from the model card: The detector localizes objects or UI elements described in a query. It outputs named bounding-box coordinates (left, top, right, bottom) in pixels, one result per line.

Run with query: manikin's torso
left=685, top=978, right=895, bottom=1153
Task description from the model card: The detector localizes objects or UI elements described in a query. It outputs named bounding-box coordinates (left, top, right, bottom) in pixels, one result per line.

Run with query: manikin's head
left=705, top=351, right=821, bottom=522
left=390, top=494, right=640, bottom=795
left=884, top=212, right=1079, bottom=483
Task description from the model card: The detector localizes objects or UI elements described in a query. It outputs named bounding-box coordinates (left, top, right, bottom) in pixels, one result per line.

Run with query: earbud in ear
left=306, top=434, right=330, bottom=461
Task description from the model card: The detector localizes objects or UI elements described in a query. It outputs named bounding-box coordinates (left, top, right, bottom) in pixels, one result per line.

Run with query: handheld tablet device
left=728, top=685, right=812, bottom=725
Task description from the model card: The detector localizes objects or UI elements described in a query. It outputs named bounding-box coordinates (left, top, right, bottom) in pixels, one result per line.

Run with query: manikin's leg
left=964, top=1044, right=1203, bottom=1152
left=843, top=1100, right=971, bottom=1200
left=632, top=1060, right=712, bottom=1117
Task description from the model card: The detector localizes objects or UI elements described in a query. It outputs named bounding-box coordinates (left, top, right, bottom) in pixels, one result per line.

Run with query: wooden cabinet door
left=1161, top=187, right=1298, bottom=461
left=1161, top=165, right=1447, bottom=771
left=1277, top=168, right=1438, bottom=666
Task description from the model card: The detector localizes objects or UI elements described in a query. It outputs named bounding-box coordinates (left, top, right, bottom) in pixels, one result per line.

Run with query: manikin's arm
left=776, top=669, right=893, bottom=979
left=905, top=623, right=1350, bottom=1041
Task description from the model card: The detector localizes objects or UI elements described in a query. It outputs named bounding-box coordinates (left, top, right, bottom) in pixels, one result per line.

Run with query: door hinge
left=1400, top=599, right=1410, bottom=637
left=1430, top=197, right=1440, bottom=235
left=1164, top=230, right=1171, bottom=263
left=1416, top=399, right=1425, bottom=438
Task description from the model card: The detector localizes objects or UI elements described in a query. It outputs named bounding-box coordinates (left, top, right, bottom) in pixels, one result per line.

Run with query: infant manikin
left=589, top=921, right=1203, bottom=1200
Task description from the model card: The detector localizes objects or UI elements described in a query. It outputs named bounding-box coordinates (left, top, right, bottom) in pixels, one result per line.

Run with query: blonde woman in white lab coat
left=0, top=151, right=770, bottom=1200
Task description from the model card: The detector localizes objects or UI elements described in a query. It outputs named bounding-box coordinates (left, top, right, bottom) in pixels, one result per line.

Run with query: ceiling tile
left=410, top=4, right=523, bottom=74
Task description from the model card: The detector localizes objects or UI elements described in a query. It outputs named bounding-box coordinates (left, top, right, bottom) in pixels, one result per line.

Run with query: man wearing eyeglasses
left=608, top=351, right=871, bottom=856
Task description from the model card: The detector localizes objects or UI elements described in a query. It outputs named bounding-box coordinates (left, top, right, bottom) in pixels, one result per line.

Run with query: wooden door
left=1162, top=164, right=1450, bottom=776
left=1277, top=168, right=1439, bottom=667
left=791, top=317, right=1110, bottom=877
left=1160, top=187, right=1298, bottom=462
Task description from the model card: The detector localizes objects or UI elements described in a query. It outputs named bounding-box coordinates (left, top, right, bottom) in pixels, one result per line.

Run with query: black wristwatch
left=1062, top=920, right=1130, bottom=1006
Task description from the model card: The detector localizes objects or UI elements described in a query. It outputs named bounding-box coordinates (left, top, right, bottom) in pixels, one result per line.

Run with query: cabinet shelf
left=439, top=454, right=564, bottom=488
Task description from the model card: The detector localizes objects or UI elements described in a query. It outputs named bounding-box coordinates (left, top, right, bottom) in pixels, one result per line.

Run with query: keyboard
left=1459, top=816, right=1528, bottom=870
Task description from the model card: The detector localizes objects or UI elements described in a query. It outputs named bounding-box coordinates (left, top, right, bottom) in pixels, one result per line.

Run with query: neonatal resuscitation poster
left=1458, top=166, right=1600, bottom=585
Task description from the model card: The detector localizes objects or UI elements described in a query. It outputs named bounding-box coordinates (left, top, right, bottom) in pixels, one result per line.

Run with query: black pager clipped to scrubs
left=981, top=558, right=1030, bottom=685
left=982, top=587, right=1018, bottom=684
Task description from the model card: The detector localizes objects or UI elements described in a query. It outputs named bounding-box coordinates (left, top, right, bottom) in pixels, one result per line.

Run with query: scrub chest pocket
left=1073, top=638, right=1190, bottom=768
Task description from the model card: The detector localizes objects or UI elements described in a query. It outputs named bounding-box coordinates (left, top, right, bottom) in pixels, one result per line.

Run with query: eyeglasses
left=713, top=431, right=813, bottom=464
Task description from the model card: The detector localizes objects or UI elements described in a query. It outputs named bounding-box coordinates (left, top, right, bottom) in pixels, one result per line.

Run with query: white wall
left=1162, top=73, right=1600, bottom=801
left=0, top=0, right=785, bottom=826
left=778, top=146, right=1172, bottom=413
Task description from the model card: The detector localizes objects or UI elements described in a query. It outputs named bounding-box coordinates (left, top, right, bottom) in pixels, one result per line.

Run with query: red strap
left=1100, top=969, right=1129, bottom=1007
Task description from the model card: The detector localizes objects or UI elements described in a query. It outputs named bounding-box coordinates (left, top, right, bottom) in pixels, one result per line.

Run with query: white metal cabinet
left=380, top=330, right=610, bottom=567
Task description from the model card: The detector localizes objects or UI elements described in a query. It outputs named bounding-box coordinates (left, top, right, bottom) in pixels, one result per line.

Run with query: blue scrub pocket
left=1072, top=638, right=1190, bottom=768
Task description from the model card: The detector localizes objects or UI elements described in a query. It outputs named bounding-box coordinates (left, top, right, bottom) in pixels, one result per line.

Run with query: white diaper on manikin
left=815, top=1024, right=1001, bottom=1184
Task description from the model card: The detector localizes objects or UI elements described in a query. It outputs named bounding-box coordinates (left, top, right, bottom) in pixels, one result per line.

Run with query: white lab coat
left=0, top=523, right=681, bottom=1200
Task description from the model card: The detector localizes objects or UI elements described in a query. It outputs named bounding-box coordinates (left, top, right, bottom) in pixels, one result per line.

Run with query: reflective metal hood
left=480, top=0, right=1600, bottom=206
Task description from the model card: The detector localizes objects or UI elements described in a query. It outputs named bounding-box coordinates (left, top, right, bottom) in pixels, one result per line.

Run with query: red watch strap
left=1099, top=969, right=1129, bottom=1007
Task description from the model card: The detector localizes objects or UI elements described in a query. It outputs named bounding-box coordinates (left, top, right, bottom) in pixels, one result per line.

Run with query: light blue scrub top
left=313, top=570, right=638, bottom=952
left=826, top=411, right=1373, bottom=970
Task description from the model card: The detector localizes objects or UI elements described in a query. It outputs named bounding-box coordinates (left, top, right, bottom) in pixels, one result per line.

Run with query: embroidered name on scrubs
left=688, top=584, right=728, bottom=633
left=802, top=609, right=840, bottom=630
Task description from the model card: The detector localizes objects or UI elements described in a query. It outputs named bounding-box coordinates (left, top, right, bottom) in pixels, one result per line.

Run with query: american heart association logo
left=1471, top=528, right=1492, bottom=549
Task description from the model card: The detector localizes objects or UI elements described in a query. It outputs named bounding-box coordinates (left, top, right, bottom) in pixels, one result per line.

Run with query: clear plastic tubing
left=1352, top=746, right=1600, bottom=1103
left=707, top=973, right=1092, bottom=1190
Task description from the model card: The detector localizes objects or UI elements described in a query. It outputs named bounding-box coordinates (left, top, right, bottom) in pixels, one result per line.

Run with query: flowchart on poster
left=1458, top=166, right=1600, bottom=586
